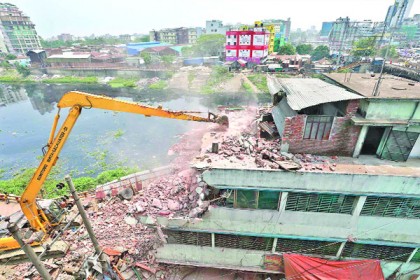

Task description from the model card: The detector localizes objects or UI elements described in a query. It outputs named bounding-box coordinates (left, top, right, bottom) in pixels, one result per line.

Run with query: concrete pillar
left=406, top=248, right=418, bottom=263
left=211, top=233, right=215, bottom=248
left=353, top=125, right=369, bottom=158
left=277, top=192, right=289, bottom=223
left=272, top=238, right=278, bottom=253
left=351, top=196, right=367, bottom=227
left=336, top=241, right=347, bottom=259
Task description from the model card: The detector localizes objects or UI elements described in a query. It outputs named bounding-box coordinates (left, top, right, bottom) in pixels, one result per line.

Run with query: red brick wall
left=281, top=100, right=361, bottom=156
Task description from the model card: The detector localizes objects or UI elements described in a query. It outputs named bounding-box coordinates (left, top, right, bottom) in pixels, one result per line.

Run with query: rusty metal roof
left=267, top=76, right=364, bottom=111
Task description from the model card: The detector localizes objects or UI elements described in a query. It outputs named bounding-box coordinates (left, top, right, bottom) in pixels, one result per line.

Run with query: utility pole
left=372, top=0, right=406, bottom=96
left=7, top=223, right=51, bottom=280
left=64, top=175, right=109, bottom=275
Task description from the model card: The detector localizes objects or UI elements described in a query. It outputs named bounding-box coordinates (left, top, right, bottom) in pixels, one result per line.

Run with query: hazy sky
left=6, top=0, right=420, bottom=38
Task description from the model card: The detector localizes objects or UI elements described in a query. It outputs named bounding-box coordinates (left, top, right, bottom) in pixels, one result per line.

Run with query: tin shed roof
left=267, top=76, right=364, bottom=111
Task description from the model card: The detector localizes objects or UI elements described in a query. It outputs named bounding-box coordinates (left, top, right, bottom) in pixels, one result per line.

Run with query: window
left=276, top=238, right=341, bottom=256
left=341, top=243, right=413, bottom=261
left=360, top=197, right=420, bottom=219
left=233, top=42, right=237, bottom=45
left=303, top=116, right=334, bottom=140
left=216, top=234, right=273, bottom=251
left=285, top=192, right=356, bottom=214
left=224, top=189, right=280, bottom=210
left=166, top=230, right=211, bottom=247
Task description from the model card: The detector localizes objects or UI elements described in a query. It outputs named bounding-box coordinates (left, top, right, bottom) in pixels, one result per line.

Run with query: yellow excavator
left=0, top=91, right=228, bottom=251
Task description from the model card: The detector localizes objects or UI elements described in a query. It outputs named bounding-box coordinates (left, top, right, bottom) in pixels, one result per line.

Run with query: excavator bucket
left=215, top=115, right=229, bottom=127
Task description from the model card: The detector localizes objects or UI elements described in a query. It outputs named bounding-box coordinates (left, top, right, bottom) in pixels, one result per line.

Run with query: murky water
left=0, top=83, right=260, bottom=179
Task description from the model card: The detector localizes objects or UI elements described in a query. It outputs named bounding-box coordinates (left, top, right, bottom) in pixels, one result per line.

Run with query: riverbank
left=0, top=66, right=273, bottom=94
left=0, top=167, right=137, bottom=199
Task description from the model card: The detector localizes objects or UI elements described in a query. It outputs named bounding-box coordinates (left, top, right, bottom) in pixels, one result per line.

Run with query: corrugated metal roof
left=267, top=76, right=364, bottom=111
left=48, top=53, right=91, bottom=59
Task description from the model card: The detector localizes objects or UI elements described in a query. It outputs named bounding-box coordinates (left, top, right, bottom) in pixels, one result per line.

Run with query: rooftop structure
left=324, top=73, right=420, bottom=161
left=325, top=73, right=420, bottom=99
left=126, top=41, right=171, bottom=56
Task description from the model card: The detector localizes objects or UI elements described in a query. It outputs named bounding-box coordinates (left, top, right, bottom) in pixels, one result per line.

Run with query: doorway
left=361, top=126, right=386, bottom=155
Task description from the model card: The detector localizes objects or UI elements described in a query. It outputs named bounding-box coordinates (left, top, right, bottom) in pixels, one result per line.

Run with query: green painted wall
left=146, top=207, right=420, bottom=245
left=365, top=100, right=420, bottom=120
left=157, top=244, right=269, bottom=272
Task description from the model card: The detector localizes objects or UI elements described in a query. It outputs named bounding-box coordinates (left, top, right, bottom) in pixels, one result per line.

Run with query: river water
left=0, top=83, right=260, bottom=180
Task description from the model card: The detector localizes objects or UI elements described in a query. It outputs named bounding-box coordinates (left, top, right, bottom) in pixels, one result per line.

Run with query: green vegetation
left=278, top=43, right=296, bottom=55
left=183, top=34, right=225, bottom=57
left=247, top=74, right=269, bottom=93
left=4, top=54, right=17, bottom=60
left=148, top=80, right=167, bottom=90
left=42, top=76, right=98, bottom=84
left=378, top=46, right=398, bottom=59
left=15, top=63, right=31, bottom=77
left=296, top=44, right=313, bottom=55
left=0, top=75, right=34, bottom=83
left=311, top=45, right=330, bottom=61
left=201, top=66, right=233, bottom=94
left=241, top=82, right=253, bottom=93
left=351, top=38, right=376, bottom=58
left=0, top=167, right=136, bottom=198
left=40, top=35, right=149, bottom=49
left=113, top=129, right=124, bottom=139
left=108, top=77, right=137, bottom=88
left=188, top=71, right=196, bottom=88
left=275, top=73, right=293, bottom=78
left=161, top=55, right=176, bottom=66
left=140, top=52, right=152, bottom=65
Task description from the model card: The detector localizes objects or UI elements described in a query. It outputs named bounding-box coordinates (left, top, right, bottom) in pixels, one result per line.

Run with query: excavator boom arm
left=6, top=91, right=220, bottom=251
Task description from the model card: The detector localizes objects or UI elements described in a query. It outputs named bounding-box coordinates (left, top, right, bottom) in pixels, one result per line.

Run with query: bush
left=247, top=74, right=269, bottom=93
left=42, top=76, right=98, bottom=84
left=148, top=80, right=167, bottom=90
left=15, top=63, right=31, bottom=77
left=108, top=77, right=137, bottom=88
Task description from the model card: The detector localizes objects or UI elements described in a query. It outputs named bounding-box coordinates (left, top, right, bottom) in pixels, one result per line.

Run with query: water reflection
left=0, top=83, right=261, bottom=180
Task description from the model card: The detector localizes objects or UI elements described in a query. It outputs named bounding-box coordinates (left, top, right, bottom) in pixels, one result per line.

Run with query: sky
left=6, top=0, right=420, bottom=38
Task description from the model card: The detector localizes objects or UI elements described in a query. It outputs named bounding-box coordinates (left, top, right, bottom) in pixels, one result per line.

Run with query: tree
left=1, top=60, right=11, bottom=70
left=278, top=43, right=296, bottom=55
left=140, top=52, right=152, bottom=64
left=378, top=46, right=398, bottom=59
left=296, top=44, right=313, bottom=55
left=194, top=34, right=225, bottom=56
left=5, top=54, right=17, bottom=60
left=311, top=45, right=330, bottom=61
left=15, top=63, right=31, bottom=77
left=351, top=38, right=376, bottom=58
left=161, top=55, right=176, bottom=66
left=181, top=46, right=194, bottom=57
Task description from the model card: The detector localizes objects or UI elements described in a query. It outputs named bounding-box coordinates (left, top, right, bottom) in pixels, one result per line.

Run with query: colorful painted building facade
left=225, top=27, right=270, bottom=64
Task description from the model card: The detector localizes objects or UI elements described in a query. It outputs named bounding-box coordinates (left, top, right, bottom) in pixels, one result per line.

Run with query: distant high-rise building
left=385, top=0, right=415, bottom=28
left=57, top=33, right=73, bottom=42
left=0, top=3, right=42, bottom=54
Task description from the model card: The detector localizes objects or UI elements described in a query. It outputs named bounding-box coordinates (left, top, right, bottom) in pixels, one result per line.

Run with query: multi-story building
left=225, top=25, right=270, bottom=64
left=206, top=20, right=228, bottom=35
left=144, top=74, right=420, bottom=279
left=150, top=27, right=200, bottom=45
left=328, top=17, right=385, bottom=54
left=187, top=28, right=204, bottom=44
left=57, top=33, right=73, bottom=42
left=0, top=3, right=41, bottom=54
left=262, top=18, right=291, bottom=47
left=385, top=0, right=415, bottom=28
